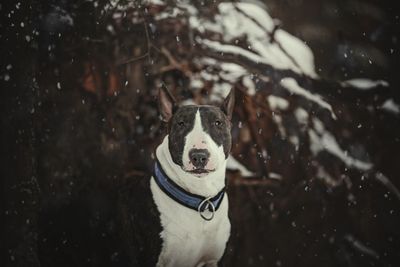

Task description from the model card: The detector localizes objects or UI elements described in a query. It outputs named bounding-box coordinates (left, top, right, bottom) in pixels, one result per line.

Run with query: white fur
left=151, top=111, right=231, bottom=267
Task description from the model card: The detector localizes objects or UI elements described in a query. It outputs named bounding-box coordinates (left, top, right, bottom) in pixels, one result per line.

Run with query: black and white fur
left=33, top=87, right=234, bottom=267
left=151, top=86, right=235, bottom=267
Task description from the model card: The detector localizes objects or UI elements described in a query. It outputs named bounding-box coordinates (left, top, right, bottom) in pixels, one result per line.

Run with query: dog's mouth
left=185, top=168, right=215, bottom=177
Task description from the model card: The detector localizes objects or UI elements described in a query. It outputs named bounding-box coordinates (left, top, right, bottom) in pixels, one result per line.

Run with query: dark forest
left=1, top=0, right=400, bottom=266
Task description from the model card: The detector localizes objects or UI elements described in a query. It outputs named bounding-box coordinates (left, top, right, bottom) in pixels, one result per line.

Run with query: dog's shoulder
left=117, top=173, right=161, bottom=225
left=116, top=174, right=162, bottom=266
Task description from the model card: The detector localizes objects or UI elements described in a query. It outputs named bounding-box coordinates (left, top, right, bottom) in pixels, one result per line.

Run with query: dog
left=14, top=85, right=234, bottom=267
left=149, top=85, right=235, bottom=267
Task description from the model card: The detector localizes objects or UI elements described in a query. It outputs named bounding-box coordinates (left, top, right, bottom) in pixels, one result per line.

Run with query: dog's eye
left=214, top=120, right=222, bottom=126
left=178, top=121, right=185, bottom=127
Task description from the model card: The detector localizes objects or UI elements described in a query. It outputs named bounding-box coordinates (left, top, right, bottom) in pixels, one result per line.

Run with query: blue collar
left=153, top=159, right=225, bottom=220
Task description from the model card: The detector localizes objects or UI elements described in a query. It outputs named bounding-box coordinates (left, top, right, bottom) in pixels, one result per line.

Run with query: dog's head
left=159, top=85, right=234, bottom=178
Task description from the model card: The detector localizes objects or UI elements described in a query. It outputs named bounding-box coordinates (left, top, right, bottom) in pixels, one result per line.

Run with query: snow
left=147, top=0, right=164, bottom=5
left=269, top=172, right=282, bottom=180
left=211, top=82, right=232, bottom=102
left=43, top=7, right=74, bottom=31
left=227, top=156, right=255, bottom=177
left=267, top=95, right=289, bottom=110
left=192, top=2, right=317, bottom=78
left=158, top=2, right=322, bottom=107
left=242, top=76, right=256, bottom=95
left=316, top=166, right=340, bottom=187
left=106, top=24, right=115, bottom=34
left=375, top=172, right=400, bottom=200
left=219, top=62, right=247, bottom=82
left=190, top=79, right=204, bottom=89
left=345, top=235, right=380, bottom=259
left=153, top=0, right=383, bottom=181
left=308, top=118, right=372, bottom=171
left=180, top=99, right=196, bottom=106
left=197, top=57, right=218, bottom=66
left=341, top=78, right=389, bottom=90
left=227, top=3, right=316, bottom=77
left=274, top=29, right=317, bottom=77
left=198, top=38, right=266, bottom=65
left=381, top=99, right=400, bottom=115
left=289, top=135, right=299, bottom=148
left=272, top=114, right=286, bottom=137
left=200, top=70, right=218, bottom=82
left=294, top=108, right=309, bottom=125
left=280, top=78, right=337, bottom=119
left=194, top=58, right=252, bottom=99
left=154, top=7, right=181, bottom=20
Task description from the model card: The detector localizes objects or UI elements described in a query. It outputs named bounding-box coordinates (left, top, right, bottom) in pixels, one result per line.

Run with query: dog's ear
left=221, top=88, right=235, bottom=119
left=158, top=83, right=177, bottom=122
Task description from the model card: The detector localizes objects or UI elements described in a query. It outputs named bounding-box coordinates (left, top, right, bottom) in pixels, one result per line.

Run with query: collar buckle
left=197, top=197, right=215, bottom=221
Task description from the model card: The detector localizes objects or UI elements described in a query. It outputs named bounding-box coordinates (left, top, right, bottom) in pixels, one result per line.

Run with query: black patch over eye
left=199, top=107, right=232, bottom=159
left=168, top=106, right=197, bottom=166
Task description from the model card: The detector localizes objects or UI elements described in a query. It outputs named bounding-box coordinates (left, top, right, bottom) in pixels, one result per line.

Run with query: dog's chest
left=150, top=178, right=230, bottom=267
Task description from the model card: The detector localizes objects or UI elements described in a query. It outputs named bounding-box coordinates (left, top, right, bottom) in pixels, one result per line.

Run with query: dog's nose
left=189, top=149, right=210, bottom=168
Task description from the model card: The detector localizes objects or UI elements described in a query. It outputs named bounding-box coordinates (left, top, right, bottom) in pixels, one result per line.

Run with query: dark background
left=1, top=0, right=399, bottom=266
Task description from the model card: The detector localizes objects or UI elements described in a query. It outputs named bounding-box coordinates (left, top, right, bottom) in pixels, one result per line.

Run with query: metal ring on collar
left=198, top=197, right=215, bottom=221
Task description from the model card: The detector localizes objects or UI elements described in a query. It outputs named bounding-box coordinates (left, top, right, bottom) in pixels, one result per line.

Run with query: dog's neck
left=156, top=136, right=226, bottom=197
